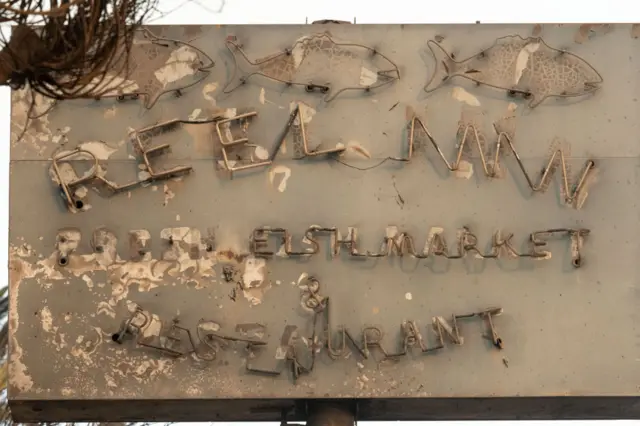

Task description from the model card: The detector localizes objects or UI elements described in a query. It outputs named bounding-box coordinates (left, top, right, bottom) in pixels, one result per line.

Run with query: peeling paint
left=199, top=321, right=221, bottom=332
left=243, top=256, right=266, bottom=288
left=254, top=146, right=270, bottom=160
left=82, top=275, right=94, bottom=289
left=77, top=140, right=118, bottom=160
left=70, top=327, right=103, bottom=366
left=514, top=42, right=540, bottom=84
left=452, top=87, right=481, bottom=106
left=104, top=106, right=117, bottom=119
left=291, top=35, right=309, bottom=68
left=359, top=67, right=379, bottom=86
left=269, top=165, right=292, bottom=192
left=202, top=82, right=219, bottom=102
left=219, top=108, right=239, bottom=144
left=74, top=186, right=88, bottom=199
left=41, top=306, right=53, bottom=333
left=163, top=184, right=176, bottom=206
left=189, top=109, right=202, bottom=120
left=9, top=226, right=226, bottom=347
left=455, top=159, right=474, bottom=179
left=575, top=168, right=599, bottom=210
left=242, top=256, right=270, bottom=305
left=259, top=87, right=266, bottom=104
left=346, top=141, right=371, bottom=159
left=290, top=101, right=316, bottom=125
left=141, top=313, right=163, bottom=338
left=154, top=46, right=199, bottom=86
left=9, top=247, right=38, bottom=391
left=97, top=301, right=115, bottom=318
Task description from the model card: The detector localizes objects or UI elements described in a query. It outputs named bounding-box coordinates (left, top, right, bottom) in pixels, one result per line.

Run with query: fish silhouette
left=223, top=32, right=400, bottom=102
left=424, top=35, right=603, bottom=108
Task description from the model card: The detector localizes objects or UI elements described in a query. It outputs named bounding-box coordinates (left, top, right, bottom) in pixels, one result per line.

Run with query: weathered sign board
left=8, top=23, right=640, bottom=422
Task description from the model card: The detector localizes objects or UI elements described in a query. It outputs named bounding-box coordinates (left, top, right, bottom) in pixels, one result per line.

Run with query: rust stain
left=404, top=105, right=415, bottom=121
left=575, top=24, right=613, bottom=44
left=532, top=24, right=542, bottom=37
left=218, top=249, right=249, bottom=263
left=183, top=25, right=205, bottom=40
left=184, top=119, right=216, bottom=155
left=632, top=24, right=640, bottom=39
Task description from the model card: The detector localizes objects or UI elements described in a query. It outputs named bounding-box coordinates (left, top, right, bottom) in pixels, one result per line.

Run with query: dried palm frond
left=0, top=0, right=160, bottom=100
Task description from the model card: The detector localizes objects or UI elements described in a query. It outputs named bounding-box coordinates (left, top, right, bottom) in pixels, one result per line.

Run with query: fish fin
left=424, top=39, right=456, bottom=93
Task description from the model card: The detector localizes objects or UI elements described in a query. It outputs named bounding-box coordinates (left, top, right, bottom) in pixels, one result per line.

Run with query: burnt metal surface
left=7, top=23, right=640, bottom=422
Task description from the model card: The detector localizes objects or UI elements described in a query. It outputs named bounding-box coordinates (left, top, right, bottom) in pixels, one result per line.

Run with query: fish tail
left=424, top=39, right=456, bottom=93
left=222, top=35, right=260, bottom=94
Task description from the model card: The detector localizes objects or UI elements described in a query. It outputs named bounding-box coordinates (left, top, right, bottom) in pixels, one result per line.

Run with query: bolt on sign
left=8, top=23, right=640, bottom=422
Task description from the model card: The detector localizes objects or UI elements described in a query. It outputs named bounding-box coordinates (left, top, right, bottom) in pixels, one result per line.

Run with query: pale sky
left=1, top=1, right=638, bottom=424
